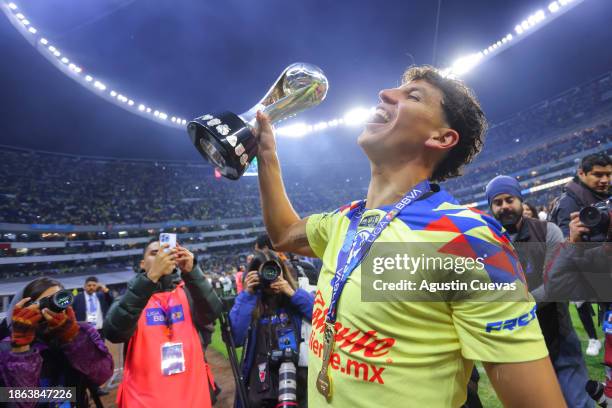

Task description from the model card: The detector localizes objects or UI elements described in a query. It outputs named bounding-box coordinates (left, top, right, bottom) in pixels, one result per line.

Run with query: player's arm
left=254, top=111, right=315, bottom=257
left=483, top=357, right=566, bottom=408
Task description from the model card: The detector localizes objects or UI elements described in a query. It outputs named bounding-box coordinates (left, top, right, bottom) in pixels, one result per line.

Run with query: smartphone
left=159, top=233, right=177, bottom=253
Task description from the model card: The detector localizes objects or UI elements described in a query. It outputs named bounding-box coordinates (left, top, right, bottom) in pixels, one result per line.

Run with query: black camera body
left=26, top=290, right=74, bottom=313
left=247, top=251, right=283, bottom=288
left=270, top=347, right=299, bottom=367
left=579, top=199, right=611, bottom=242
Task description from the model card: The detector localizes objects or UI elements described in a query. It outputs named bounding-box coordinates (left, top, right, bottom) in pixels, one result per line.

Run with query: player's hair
left=402, top=65, right=487, bottom=182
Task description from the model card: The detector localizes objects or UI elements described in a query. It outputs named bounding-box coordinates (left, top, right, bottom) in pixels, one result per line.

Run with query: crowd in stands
left=446, top=119, right=611, bottom=196
left=1, top=70, right=612, bottom=286
left=1, top=71, right=611, bottom=227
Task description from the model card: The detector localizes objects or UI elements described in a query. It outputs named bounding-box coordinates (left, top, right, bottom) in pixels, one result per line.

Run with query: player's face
left=358, top=80, right=450, bottom=160
left=491, top=194, right=524, bottom=227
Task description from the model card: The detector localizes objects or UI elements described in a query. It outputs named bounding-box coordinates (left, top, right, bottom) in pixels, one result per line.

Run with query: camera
left=270, top=322, right=299, bottom=408
left=26, top=289, right=74, bottom=313
left=579, top=199, right=611, bottom=242
left=247, top=252, right=283, bottom=288
left=258, top=260, right=282, bottom=287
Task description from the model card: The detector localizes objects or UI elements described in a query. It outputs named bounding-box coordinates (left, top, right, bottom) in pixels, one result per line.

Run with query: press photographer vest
left=117, top=282, right=211, bottom=408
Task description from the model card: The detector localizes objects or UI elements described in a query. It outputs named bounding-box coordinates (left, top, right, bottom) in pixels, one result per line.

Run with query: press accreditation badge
left=161, top=342, right=186, bottom=376
left=86, top=313, right=97, bottom=325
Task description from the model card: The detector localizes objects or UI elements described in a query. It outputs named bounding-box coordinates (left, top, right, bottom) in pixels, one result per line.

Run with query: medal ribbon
left=325, top=180, right=430, bottom=323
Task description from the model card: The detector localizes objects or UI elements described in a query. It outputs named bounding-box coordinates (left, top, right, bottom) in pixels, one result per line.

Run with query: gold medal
left=316, top=321, right=336, bottom=400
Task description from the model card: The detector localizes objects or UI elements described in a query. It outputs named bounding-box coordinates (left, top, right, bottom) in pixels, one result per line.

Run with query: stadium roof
left=1, top=0, right=611, bottom=162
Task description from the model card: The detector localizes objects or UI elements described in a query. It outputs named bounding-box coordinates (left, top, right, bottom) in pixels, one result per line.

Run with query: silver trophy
left=188, top=63, right=328, bottom=179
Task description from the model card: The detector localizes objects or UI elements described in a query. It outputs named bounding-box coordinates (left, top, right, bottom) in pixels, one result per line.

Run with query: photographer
left=544, top=210, right=612, bottom=406
left=230, top=250, right=314, bottom=408
left=103, top=238, right=222, bottom=408
left=0, top=277, right=114, bottom=407
left=550, top=152, right=611, bottom=356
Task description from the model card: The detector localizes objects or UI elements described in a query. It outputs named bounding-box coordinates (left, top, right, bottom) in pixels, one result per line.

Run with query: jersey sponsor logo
left=310, top=291, right=395, bottom=385
left=145, top=305, right=185, bottom=326
left=485, top=305, right=537, bottom=333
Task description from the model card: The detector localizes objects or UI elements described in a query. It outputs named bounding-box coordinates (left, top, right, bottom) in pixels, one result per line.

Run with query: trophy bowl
left=187, top=63, right=328, bottom=180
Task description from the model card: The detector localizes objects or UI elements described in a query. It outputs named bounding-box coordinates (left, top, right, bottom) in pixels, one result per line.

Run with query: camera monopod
left=219, top=296, right=249, bottom=408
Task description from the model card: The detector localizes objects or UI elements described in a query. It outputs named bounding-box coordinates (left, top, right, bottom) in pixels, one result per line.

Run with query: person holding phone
left=103, top=237, right=222, bottom=408
left=0, top=277, right=114, bottom=407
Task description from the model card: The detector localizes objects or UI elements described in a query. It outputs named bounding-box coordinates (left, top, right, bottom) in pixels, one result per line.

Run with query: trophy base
left=187, top=111, right=258, bottom=180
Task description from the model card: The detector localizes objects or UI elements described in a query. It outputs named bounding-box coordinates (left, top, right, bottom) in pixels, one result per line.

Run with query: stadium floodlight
left=153, top=110, right=159, bottom=117
left=450, top=53, right=483, bottom=76
left=110, top=90, right=117, bottom=97
left=549, top=1, right=561, bottom=12
left=277, top=122, right=309, bottom=138
left=60, top=57, right=69, bottom=64
left=1, top=0, right=586, bottom=133
left=343, top=107, right=372, bottom=126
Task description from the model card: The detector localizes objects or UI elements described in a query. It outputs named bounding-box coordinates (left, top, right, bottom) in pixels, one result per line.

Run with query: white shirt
left=84, top=292, right=103, bottom=330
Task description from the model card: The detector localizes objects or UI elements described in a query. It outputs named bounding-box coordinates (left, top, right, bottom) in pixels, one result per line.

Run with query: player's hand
left=244, top=271, right=260, bottom=295
left=568, top=212, right=589, bottom=243
left=254, top=111, right=277, bottom=156
left=175, top=244, right=195, bottom=274
left=270, top=276, right=295, bottom=298
left=147, top=244, right=177, bottom=283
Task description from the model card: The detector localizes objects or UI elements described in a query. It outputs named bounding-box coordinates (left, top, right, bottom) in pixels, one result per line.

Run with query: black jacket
left=545, top=243, right=612, bottom=302
left=73, top=291, right=114, bottom=322
left=103, top=265, right=222, bottom=344
left=550, top=176, right=610, bottom=237
left=512, top=217, right=572, bottom=361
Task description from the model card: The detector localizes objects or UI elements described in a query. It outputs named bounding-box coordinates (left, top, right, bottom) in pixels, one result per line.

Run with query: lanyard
left=325, top=180, right=430, bottom=323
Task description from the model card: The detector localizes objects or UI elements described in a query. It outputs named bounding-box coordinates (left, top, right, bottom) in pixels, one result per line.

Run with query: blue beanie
left=485, top=175, right=523, bottom=206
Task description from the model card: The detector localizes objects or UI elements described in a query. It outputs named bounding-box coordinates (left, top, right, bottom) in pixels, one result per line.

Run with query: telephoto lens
left=37, top=290, right=74, bottom=313
left=259, top=260, right=282, bottom=286
left=277, top=359, right=298, bottom=407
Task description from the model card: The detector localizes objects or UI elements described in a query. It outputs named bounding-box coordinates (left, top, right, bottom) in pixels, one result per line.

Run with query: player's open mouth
left=367, top=107, right=392, bottom=125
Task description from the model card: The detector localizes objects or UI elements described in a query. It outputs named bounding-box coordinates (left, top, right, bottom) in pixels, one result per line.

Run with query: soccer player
left=253, top=66, right=565, bottom=407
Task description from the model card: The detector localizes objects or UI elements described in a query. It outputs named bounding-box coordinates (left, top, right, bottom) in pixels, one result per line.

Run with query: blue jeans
left=553, top=329, right=594, bottom=408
